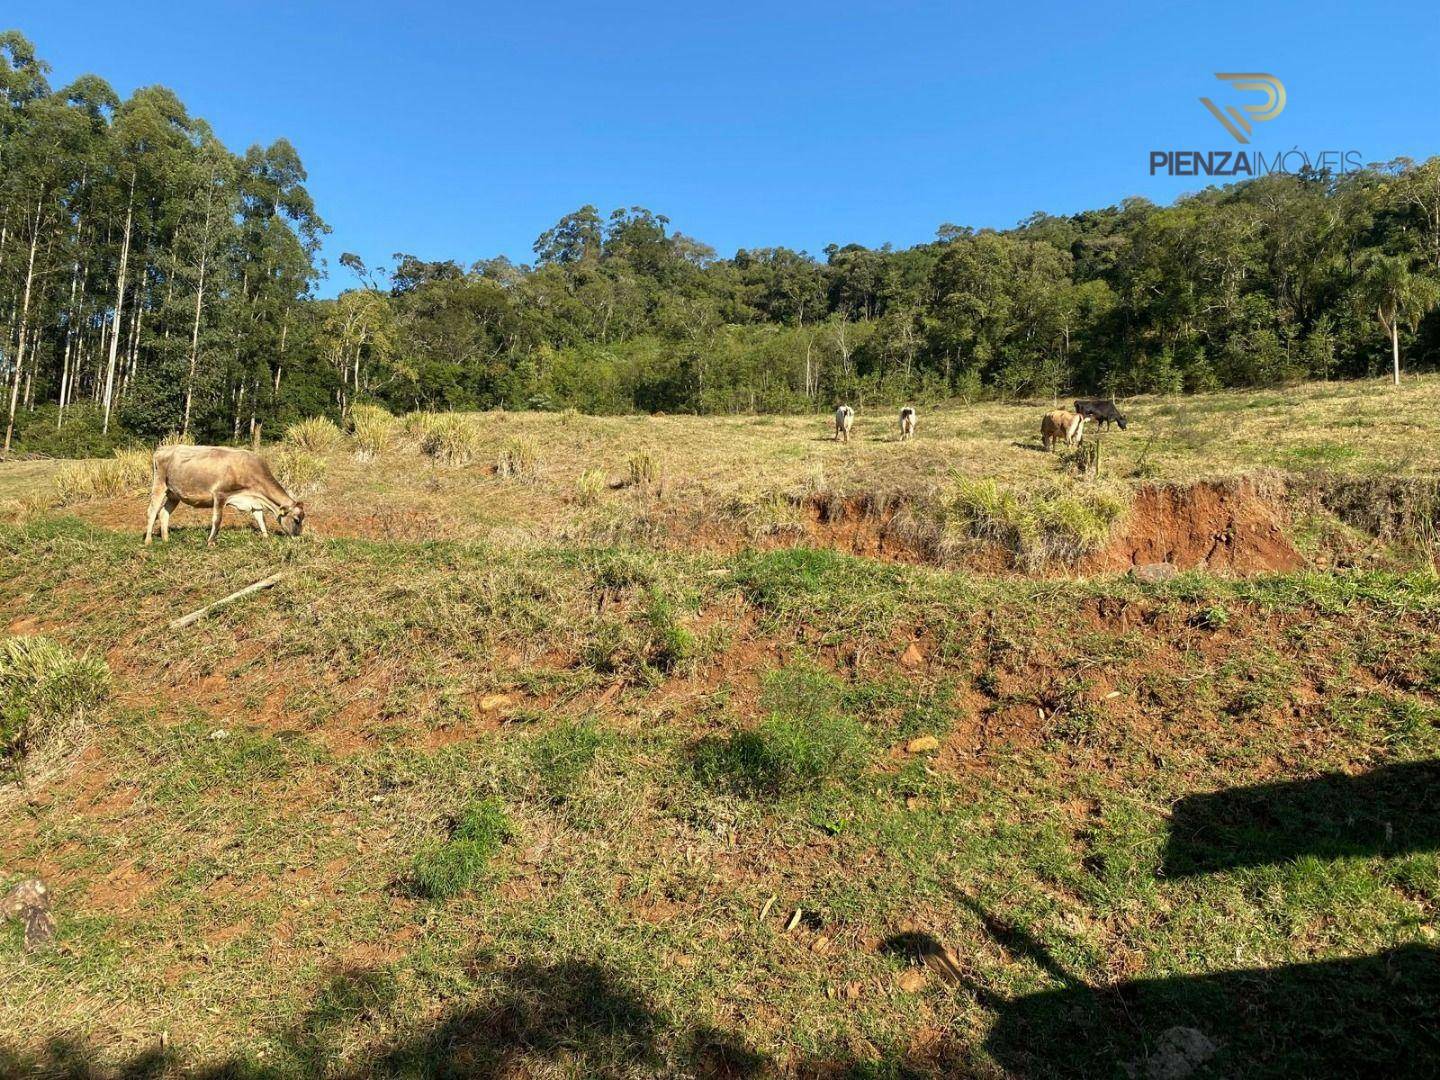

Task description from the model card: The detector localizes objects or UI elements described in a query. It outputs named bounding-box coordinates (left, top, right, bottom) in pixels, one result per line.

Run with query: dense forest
left=4, top=30, right=1440, bottom=453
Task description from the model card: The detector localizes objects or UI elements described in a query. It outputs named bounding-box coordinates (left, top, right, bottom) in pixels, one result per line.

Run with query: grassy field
left=2, top=377, right=1439, bottom=1078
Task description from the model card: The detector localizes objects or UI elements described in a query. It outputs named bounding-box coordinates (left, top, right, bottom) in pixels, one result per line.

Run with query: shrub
left=575, top=469, right=606, bottom=506
left=496, top=438, right=537, bottom=478
left=266, top=446, right=328, bottom=496
left=418, top=414, right=481, bottom=467
left=12, top=404, right=132, bottom=458
left=283, top=416, right=344, bottom=453
left=349, top=404, right=397, bottom=461
left=52, top=448, right=151, bottom=505
left=410, top=797, right=513, bottom=899
left=1, top=636, right=110, bottom=768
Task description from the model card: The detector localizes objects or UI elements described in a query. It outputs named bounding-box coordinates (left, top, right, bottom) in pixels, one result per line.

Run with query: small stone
left=208, top=728, right=229, bottom=740
left=1131, top=562, right=1179, bottom=585
left=478, top=693, right=512, bottom=712
left=896, top=969, right=928, bottom=993
left=906, top=735, right=940, bottom=754
left=900, top=643, right=925, bottom=669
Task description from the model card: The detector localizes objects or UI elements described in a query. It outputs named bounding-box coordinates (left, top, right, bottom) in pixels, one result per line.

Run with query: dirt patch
left=1087, top=480, right=1303, bottom=574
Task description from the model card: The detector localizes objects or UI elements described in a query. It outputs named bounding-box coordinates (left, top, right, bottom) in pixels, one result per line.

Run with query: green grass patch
left=411, top=797, right=513, bottom=899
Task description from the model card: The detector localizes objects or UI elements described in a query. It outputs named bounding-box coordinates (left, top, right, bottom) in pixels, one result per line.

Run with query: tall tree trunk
left=57, top=256, right=83, bottom=427
left=4, top=197, right=43, bottom=452
left=1388, top=316, right=1399, bottom=388
left=101, top=173, right=136, bottom=434
left=181, top=178, right=218, bottom=437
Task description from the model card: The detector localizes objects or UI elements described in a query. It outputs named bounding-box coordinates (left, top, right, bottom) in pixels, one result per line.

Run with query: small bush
left=576, top=469, right=606, bottom=506
left=52, top=448, right=151, bottom=505
left=411, top=797, right=513, bottom=899
left=265, top=446, right=328, bottom=497
left=283, top=416, right=344, bottom=454
left=1, top=636, right=110, bottom=767
left=349, top=404, right=397, bottom=461
left=418, top=414, right=481, bottom=467
left=496, top=438, right=537, bottom=478
left=11, top=403, right=130, bottom=458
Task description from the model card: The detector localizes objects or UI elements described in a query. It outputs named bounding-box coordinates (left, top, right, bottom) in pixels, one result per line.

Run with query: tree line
left=4, top=29, right=1440, bottom=454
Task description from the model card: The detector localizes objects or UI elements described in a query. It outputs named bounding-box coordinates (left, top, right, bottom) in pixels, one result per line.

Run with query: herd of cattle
left=140, top=399, right=1129, bottom=545
left=836, top=399, right=1128, bottom=447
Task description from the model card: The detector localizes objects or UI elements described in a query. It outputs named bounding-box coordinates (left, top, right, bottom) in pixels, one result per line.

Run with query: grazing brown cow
left=1040, top=409, right=1086, bottom=451
left=145, top=446, right=305, bottom=546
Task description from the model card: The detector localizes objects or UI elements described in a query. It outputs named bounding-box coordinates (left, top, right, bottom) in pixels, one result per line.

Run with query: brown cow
left=1040, top=409, right=1086, bottom=451
left=145, top=445, right=306, bottom=546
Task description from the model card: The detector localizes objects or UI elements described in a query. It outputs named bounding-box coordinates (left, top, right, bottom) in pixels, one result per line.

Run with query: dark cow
left=1074, top=399, right=1128, bottom=430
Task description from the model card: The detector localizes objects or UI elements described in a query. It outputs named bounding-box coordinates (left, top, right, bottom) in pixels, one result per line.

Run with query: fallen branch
left=169, top=572, right=288, bottom=630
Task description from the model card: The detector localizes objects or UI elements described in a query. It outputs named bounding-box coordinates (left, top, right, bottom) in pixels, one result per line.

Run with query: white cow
left=834, top=405, right=855, bottom=443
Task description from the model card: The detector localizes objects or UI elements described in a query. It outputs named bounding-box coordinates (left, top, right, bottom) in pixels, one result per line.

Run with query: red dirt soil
left=1086, top=480, right=1304, bottom=574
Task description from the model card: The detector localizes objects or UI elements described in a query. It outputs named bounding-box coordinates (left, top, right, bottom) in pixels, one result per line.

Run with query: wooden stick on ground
left=169, top=572, right=288, bottom=630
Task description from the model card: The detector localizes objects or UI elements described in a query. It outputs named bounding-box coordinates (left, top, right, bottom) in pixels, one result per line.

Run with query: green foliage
left=694, top=665, right=870, bottom=799
left=410, top=797, right=513, bottom=899
left=0, top=635, right=110, bottom=765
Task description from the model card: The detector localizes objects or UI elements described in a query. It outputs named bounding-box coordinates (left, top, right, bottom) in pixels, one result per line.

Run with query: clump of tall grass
left=575, top=469, right=606, bottom=506
left=415, top=413, right=481, bottom=467
left=496, top=438, right=537, bottom=478
left=348, top=403, right=397, bottom=461
left=52, top=448, right=151, bottom=505
left=266, top=446, right=329, bottom=496
left=1, top=635, right=110, bottom=769
left=626, top=450, right=657, bottom=488
left=946, top=477, right=1128, bottom=568
left=158, top=430, right=194, bottom=448
left=283, top=416, right=344, bottom=454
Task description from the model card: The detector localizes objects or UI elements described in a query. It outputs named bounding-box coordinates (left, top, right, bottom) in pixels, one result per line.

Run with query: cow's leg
left=159, top=495, right=178, bottom=543
left=252, top=510, right=269, bottom=537
left=208, top=502, right=223, bottom=546
left=144, top=482, right=168, bottom=545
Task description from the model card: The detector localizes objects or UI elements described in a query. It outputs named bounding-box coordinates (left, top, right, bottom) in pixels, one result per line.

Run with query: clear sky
left=17, top=1, right=1440, bottom=295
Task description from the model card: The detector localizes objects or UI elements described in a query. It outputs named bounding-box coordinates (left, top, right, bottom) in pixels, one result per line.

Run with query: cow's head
left=280, top=502, right=306, bottom=536
left=1115, top=415, right=1129, bottom=431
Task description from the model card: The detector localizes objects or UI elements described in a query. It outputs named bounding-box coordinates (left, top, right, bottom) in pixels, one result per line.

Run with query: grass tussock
left=496, top=438, right=537, bottom=479
left=414, top=413, right=481, bottom=467
left=410, top=797, right=512, bottom=899
left=575, top=469, right=606, bottom=506
left=0, top=635, right=109, bottom=769
left=52, top=448, right=151, bottom=505
left=348, top=404, right=397, bottom=461
left=283, top=416, right=344, bottom=454
left=627, top=450, right=657, bottom=488
left=265, top=446, right=329, bottom=496
left=946, top=477, right=1128, bottom=568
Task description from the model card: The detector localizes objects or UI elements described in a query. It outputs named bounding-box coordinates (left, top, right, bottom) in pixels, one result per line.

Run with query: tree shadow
left=1164, top=759, right=1440, bottom=877
left=985, top=944, right=1440, bottom=1078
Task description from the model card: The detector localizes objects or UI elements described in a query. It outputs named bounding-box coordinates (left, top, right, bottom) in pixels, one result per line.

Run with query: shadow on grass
left=1164, top=759, right=1440, bottom=876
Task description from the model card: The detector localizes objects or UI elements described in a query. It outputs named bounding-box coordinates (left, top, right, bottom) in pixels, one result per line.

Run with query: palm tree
left=1357, top=254, right=1440, bottom=386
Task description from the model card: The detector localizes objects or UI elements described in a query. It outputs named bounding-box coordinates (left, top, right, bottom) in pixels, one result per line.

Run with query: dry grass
left=348, top=404, right=398, bottom=461
left=283, top=415, right=344, bottom=454
left=51, top=449, right=151, bottom=505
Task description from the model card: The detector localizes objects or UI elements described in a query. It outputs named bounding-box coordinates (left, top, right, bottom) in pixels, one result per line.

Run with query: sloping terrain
left=2, top=518, right=1438, bottom=1077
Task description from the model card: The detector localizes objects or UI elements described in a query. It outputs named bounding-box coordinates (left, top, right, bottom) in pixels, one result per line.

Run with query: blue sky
left=17, top=2, right=1440, bottom=295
